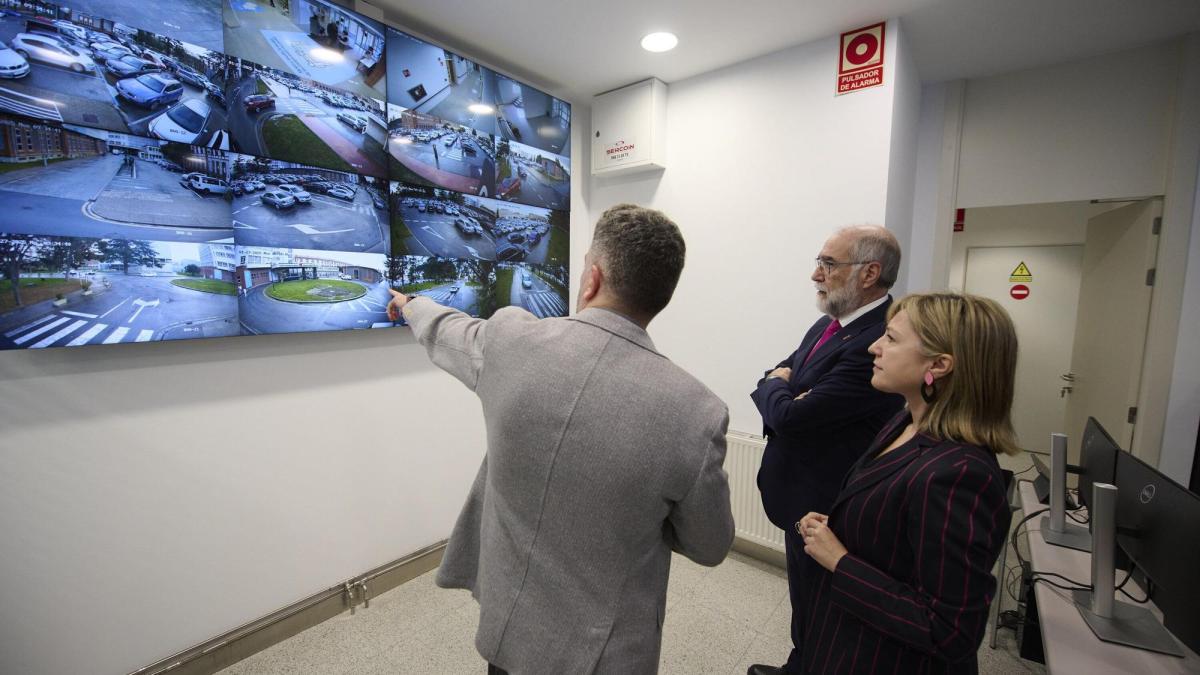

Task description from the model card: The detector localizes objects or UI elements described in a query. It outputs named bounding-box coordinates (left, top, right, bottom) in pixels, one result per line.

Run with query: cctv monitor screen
left=1113, top=451, right=1200, bottom=653
left=0, top=0, right=570, bottom=351
left=1078, top=416, right=1122, bottom=511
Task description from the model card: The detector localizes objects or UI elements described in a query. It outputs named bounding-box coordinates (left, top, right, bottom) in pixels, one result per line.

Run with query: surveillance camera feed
left=0, top=0, right=570, bottom=351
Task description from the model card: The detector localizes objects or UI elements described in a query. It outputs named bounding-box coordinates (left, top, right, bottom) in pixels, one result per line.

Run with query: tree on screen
left=99, top=239, right=165, bottom=275
left=0, top=235, right=48, bottom=307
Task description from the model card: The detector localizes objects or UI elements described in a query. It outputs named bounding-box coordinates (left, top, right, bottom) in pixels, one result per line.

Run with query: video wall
left=0, top=0, right=571, bottom=350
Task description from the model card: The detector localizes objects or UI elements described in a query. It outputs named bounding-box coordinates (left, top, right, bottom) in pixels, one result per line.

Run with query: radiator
left=724, top=430, right=785, bottom=552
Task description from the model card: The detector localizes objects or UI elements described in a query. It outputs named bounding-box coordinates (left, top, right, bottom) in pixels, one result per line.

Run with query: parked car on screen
left=327, top=186, right=355, bottom=201
left=507, top=232, right=527, bottom=244
left=497, top=176, right=521, bottom=198
left=454, top=218, right=480, bottom=236
left=277, top=184, right=312, bottom=204
left=138, top=49, right=167, bottom=69
left=336, top=112, right=366, bottom=132
left=25, top=18, right=89, bottom=48
left=188, top=174, right=228, bottom=195
left=106, top=55, right=159, bottom=78
left=173, top=65, right=207, bottom=88
left=112, top=23, right=138, bottom=44
left=521, top=272, right=532, bottom=289
left=51, top=20, right=90, bottom=45
left=248, top=180, right=266, bottom=191
left=495, top=241, right=526, bottom=262
left=148, top=98, right=211, bottom=144
left=0, top=40, right=30, bottom=79
left=116, top=72, right=183, bottom=108
left=204, top=82, right=227, bottom=108
left=90, top=42, right=131, bottom=64
left=11, top=33, right=95, bottom=73
left=243, top=94, right=275, bottom=112
left=261, top=190, right=296, bottom=210
left=180, top=171, right=203, bottom=187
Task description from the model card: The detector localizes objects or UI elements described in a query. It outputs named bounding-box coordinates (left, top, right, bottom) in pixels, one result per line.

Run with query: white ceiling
left=369, top=0, right=1200, bottom=104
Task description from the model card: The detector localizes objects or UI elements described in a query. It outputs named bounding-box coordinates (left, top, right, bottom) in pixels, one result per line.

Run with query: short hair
left=591, top=204, right=686, bottom=318
left=889, top=292, right=1020, bottom=455
left=839, top=226, right=902, bottom=289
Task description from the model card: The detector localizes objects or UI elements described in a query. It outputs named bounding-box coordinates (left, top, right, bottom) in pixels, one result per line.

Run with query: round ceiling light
left=468, top=103, right=495, bottom=115
left=641, top=32, right=678, bottom=53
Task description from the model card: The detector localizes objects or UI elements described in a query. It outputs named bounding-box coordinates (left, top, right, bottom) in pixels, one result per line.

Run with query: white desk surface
left=1017, top=480, right=1200, bottom=674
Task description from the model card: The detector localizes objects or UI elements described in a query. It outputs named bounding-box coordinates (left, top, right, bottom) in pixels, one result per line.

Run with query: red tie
left=804, top=319, right=842, bottom=365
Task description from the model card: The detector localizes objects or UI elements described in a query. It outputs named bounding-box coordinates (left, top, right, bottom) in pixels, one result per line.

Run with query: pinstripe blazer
left=799, top=412, right=1011, bottom=675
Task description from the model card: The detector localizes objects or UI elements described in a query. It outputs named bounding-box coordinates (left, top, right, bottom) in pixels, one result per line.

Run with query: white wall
left=908, top=36, right=1200, bottom=474
left=0, top=331, right=481, bottom=675
left=956, top=41, right=1179, bottom=208
left=1157, top=34, right=1200, bottom=483
left=905, top=82, right=949, bottom=293
left=945, top=201, right=1112, bottom=291
left=883, top=21, right=922, bottom=294
left=584, top=20, right=914, bottom=435
left=0, top=39, right=594, bottom=675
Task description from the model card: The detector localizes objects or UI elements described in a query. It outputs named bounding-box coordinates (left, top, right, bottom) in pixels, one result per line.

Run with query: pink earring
left=921, top=371, right=938, bottom=404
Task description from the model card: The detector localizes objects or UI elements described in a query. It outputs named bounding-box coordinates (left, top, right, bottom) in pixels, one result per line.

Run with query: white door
left=964, top=245, right=1084, bottom=454
left=1063, top=200, right=1161, bottom=458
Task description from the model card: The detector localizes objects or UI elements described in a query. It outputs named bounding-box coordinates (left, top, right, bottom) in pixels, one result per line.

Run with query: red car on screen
left=243, top=94, right=275, bottom=112
left=498, top=176, right=522, bottom=198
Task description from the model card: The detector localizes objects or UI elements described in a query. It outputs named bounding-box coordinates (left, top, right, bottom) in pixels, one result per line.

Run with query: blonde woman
left=796, top=293, right=1017, bottom=674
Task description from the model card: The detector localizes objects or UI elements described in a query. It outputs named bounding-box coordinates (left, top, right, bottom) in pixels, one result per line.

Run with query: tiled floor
left=218, top=549, right=1045, bottom=674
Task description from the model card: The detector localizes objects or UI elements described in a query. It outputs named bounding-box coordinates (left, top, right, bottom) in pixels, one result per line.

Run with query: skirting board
left=130, top=542, right=447, bottom=675
left=131, top=535, right=781, bottom=675
left=732, top=535, right=786, bottom=570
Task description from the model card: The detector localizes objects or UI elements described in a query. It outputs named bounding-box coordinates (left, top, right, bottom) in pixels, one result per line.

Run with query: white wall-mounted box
left=591, top=78, right=667, bottom=176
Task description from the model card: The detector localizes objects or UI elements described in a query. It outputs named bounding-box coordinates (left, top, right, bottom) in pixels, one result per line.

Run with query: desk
left=1017, top=480, right=1200, bottom=673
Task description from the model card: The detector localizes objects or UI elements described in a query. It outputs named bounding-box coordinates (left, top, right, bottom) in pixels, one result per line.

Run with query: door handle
left=1060, top=386, right=1073, bottom=398
left=1060, top=373, right=1076, bottom=382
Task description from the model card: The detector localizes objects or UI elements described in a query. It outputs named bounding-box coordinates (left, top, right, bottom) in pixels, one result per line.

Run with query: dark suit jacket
left=751, top=297, right=903, bottom=530
left=799, top=412, right=1013, bottom=675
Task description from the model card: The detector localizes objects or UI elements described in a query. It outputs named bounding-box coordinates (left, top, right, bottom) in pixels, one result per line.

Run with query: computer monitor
left=1113, top=450, right=1200, bottom=654
left=1078, top=417, right=1122, bottom=512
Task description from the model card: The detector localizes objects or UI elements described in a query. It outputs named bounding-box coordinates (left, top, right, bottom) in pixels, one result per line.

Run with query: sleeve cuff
left=829, top=553, right=895, bottom=610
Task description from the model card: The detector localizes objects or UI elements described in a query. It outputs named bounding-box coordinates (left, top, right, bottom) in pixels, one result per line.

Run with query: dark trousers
left=783, top=526, right=816, bottom=674
left=488, top=665, right=508, bottom=675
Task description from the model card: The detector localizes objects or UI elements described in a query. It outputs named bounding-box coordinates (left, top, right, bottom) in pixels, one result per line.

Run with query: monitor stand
left=1073, top=482, right=1185, bottom=657
left=1072, top=590, right=1185, bottom=656
left=1040, top=433, right=1092, bottom=552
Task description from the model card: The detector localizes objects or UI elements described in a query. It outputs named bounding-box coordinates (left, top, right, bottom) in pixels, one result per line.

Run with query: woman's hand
left=797, top=512, right=848, bottom=572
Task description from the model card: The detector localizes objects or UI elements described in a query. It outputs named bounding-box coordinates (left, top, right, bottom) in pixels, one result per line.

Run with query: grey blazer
left=403, top=298, right=734, bottom=675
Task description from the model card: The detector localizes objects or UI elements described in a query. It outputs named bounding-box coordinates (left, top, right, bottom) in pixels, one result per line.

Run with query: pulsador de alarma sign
left=837, top=22, right=885, bottom=95
left=604, top=139, right=639, bottom=166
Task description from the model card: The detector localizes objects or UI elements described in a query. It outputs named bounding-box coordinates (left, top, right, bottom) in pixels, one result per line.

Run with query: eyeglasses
left=814, top=257, right=874, bottom=275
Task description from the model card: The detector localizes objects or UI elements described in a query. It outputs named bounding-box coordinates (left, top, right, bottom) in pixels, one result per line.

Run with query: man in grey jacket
left=387, top=203, right=734, bottom=675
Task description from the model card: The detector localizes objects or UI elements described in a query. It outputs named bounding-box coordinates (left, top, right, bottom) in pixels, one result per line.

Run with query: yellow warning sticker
left=1009, top=261, right=1032, bottom=282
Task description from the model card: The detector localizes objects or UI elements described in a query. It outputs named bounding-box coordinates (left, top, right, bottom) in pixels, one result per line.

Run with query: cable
left=1066, top=509, right=1089, bottom=524
left=1010, top=507, right=1049, bottom=569
left=1031, top=576, right=1091, bottom=593
left=1117, top=569, right=1152, bottom=604
left=1014, top=462, right=1036, bottom=477
left=1116, top=568, right=1133, bottom=591
left=1031, top=571, right=1090, bottom=588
